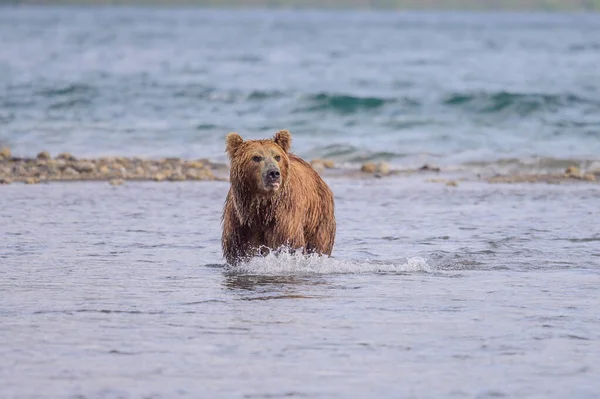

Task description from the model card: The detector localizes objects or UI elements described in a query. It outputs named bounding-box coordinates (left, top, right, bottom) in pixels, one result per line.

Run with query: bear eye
left=252, top=156, right=262, bottom=162
left=274, top=155, right=281, bottom=162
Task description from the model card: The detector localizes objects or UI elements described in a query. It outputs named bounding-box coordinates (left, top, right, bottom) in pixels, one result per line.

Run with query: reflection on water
left=223, top=274, right=327, bottom=291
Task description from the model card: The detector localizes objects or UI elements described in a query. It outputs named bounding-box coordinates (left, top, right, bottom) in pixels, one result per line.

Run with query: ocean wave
left=458, top=157, right=600, bottom=174
left=38, top=83, right=98, bottom=98
left=173, top=86, right=284, bottom=102
left=297, top=93, right=395, bottom=114
left=443, top=91, right=595, bottom=115
left=306, top=143, right=407, bottom=163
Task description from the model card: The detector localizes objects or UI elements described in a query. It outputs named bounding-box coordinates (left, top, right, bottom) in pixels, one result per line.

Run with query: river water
left=1, top=178, right=599, bottom=398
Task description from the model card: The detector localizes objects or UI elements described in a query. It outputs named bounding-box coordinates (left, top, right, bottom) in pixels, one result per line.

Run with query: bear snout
left=262, top=166, right=282, bottom=190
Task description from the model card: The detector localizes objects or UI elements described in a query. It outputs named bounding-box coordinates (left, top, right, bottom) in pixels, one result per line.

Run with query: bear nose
left=267, top=170, right=280, bottom=179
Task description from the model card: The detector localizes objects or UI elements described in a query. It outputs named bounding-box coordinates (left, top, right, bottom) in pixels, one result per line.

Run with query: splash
left=224, top=249, right=432, bottom=275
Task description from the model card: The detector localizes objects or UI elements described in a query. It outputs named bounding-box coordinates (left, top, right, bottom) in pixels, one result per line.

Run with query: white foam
left=224, top=249, right=433, bottom=275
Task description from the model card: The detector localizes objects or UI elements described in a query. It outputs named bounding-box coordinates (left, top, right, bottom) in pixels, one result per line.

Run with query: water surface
left=1, top=179, right=599, bottom=398
left=1, top=7, right=600, bottom=173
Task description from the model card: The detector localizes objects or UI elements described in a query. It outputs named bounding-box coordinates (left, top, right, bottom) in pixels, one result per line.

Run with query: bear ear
left=273, top=130, right=291, bottom=153
left=225, top=132, right=244, bottom=157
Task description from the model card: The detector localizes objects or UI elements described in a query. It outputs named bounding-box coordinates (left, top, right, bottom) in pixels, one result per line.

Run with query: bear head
left=225, top=130, right=292, bottom=194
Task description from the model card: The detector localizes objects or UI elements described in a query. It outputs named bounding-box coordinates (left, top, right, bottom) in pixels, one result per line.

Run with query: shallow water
left=1, top=178, right=599, bottom=398
left=1, top=7, right=600, bottom=172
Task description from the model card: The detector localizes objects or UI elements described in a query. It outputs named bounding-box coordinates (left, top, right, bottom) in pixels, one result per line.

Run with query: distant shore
left=3, top=0, right=600, bottom=11
left=1, top=147, right=598, bottom=186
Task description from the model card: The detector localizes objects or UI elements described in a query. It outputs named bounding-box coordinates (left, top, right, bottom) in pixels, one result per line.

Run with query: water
left=1, top=7, right=600, bottom=172
left=1, top=179, right=599, bottom=398
left=1, top=6, right=600, bottom=398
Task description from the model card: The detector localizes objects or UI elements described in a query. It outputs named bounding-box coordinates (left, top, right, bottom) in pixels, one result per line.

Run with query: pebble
left=24, top=177, right=40, bottom=185
left=57, top=152, right=77, bottom=161
left=0, top=147, right=11, bottom=160
left=360, top=162, right=377, bottom=173
left=153, top=173, right=167, bottom=182
left=419, top=164, right=441, bottom=172
left=565, top=166, right=580, bottom=177
left=73, top=161, right=95, bottom=173
left=0, top=152, right=225, bottom=185
left=185, top=161, right=205, bottom=169
left=37, top=151, right=51, bottom=160
left=377, top=162, right=390, bottom=176
left=109, top=178, right=125, bottom=186
left=311, top=159, right=335, bottom=169
left=62, top=167, right=80, bottom=178
left=360, top=161, right=390, bottom=175
left=582, top=174, right=596, bottom=182
left=168, top=172, right=186, bottom=181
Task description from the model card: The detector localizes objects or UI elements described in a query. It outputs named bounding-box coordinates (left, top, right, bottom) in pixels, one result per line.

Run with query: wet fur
left=221, top=130, right=336, bottom=265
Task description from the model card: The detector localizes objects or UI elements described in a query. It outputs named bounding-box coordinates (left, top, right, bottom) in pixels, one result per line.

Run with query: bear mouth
left=263, top=181, right=281, bottom=191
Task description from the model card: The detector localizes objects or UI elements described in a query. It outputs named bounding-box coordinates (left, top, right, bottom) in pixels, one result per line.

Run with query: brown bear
left=221, top=129, right=336, bottom=265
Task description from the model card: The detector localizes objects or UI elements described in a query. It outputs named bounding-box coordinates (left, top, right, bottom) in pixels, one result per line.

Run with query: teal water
left=1, top=8, right=599, bottom=171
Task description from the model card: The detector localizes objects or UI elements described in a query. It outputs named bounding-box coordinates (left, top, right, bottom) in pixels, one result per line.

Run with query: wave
left=297, top=93, right=396, bottom=114
left=306, top=143, right=408, bottom=164
left=225, top=250, right=432, bottom=275
left=38, top=83, right=98, bottom=98
left=443, top=91, right=595, bottom=115
left=173, top=85, right=284, bottom=102
left=458, top=157, right=600, bottom=173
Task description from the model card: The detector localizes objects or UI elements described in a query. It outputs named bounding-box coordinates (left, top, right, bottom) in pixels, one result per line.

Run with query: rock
left=57, top=152, right=76, bottom=161
left=37, top=151, right=51, bottom=160
left=98, top=165, right=110, bottom=175
left=109, top=178, right=124, bottom=186
left=201, top=168, right=215, bottom=180
left=185, top=169, right=204, bottom=180
left=168, top=171, right=186, bottom=181
left=377, top=162, right=390, bottom=176
left=37, top=158, right=54, bottom=168
left=62, top=167, right=79, bottom=179
left=582, top=174, right=596, bottom=182
left=565, top=166, right=580, bottom=177
left=446, top=180, right=459, bottom=187
left=24, top=177, right=40, bottom=184
left=55, top=159, right=68, bottom=170
left=360, top=162, right=377, bottom=173
left=185, top=161, right=205, bottom=169
left=0, top=177, right=11, bottom=185
left=72, top=161, right=95, bottom=174
left=311, top=159, right=335, bottom=169
left=134, top=166, right=145, bottom=177
left=153, top=173, right=166, bottom=182
left=0, top=147, right=10, bottom=160
left=12, top=164, right=27, bottom=177
left=419, top=164, right=441, bottom=172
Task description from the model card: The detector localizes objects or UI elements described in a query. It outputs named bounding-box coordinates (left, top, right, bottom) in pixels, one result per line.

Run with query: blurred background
left=1, top=0, right=599, bottom=173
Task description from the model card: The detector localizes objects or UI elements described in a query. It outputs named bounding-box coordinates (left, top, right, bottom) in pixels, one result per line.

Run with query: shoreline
left=1, top=148, right=598, bottom=186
